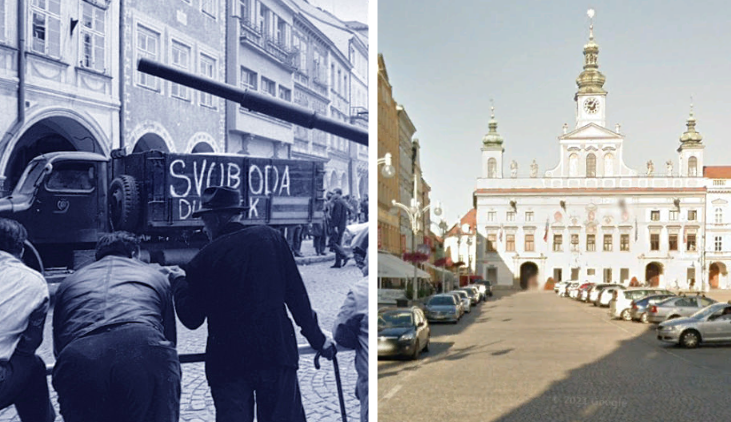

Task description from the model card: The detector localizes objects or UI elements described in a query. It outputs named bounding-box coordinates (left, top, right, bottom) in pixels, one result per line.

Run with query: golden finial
left=490, top=98, right=495, bottom=118
left=587, top=9, right=595, bottom=40
left=690, top=96, right=694, bottom=117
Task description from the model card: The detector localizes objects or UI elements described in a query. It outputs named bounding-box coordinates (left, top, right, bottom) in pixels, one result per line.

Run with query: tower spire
left=680, top=99, right=703, bottom=144
left=483, top=99, right=503, bottom=146
left=575, top=8, right=606, bottom=97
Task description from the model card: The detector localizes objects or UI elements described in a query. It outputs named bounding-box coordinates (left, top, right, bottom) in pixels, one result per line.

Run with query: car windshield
left=690, top=304, right=728, bottom=320
left=13, top=160, right=46, bottom=196
left=428, top=296, right=455, bottom=306
left=453, top=291, right=468, bottom=299
left=379, top=311, right=414, bottom=328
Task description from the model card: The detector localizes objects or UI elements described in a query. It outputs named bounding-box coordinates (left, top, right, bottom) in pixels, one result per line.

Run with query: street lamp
left=436, top=219, right=450, bottom=292
left=378, top=153, right=396, bottom=178
left=391, top=173, right=442, bottom=301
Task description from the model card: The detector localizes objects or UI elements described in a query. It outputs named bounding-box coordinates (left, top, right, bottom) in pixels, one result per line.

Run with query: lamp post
left=378, top=153, right=396, bottom=178
left=437, top=219, right=450, bottom=292
left=391, top=173, right=442, bottom=301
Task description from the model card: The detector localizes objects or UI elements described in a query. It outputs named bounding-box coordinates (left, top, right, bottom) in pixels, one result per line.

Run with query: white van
left=609, top=288, right=673, bottom=320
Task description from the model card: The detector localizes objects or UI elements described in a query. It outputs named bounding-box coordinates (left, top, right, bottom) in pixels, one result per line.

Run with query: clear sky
left=379, top=0, right=731, bottom=227
left=307, top=0, right=368, bottom=24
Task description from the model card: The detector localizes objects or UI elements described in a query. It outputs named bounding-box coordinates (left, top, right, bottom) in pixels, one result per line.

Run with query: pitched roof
left=704, top=166, right=731, bottom=179
left=446, top=209, right=476, bottom=237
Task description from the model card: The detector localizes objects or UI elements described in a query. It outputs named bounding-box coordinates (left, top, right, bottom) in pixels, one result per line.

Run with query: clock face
left=583, top=98, right=600, bottom=114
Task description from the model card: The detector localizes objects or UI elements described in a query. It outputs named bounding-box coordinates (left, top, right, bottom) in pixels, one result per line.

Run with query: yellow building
left=378, top=54, right=400, bottom=254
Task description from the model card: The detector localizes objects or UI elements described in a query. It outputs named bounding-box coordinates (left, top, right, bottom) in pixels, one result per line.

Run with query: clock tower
left=575, top=9, right=607, bottom=129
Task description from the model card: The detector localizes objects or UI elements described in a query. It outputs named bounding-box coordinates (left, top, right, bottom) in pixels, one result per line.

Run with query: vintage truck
left=0, top=58, right=367, bottom=281
left=0, top=149, right=325, bottom=281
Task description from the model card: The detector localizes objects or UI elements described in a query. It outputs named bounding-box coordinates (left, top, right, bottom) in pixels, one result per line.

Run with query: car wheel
left=621, top=309, right=632, bottom=321
left=411, top=341, right=421, bottom=360
left=640, top=313, right=649, bottom=324
left=668, top=315, right=680, bottom=320
left=680, top=330, right=700, bottom=349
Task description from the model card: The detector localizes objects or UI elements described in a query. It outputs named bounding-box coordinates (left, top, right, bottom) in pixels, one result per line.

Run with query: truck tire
left=109, top=175, right=141, bottom=231
left=22, top=240, right=44, bottom=275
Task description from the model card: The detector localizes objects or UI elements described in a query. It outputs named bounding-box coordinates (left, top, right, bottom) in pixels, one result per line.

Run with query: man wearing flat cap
left=170, top=186, right=336, bottom=422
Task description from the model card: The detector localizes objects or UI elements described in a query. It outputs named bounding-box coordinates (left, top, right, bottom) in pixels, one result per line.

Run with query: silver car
left=462, top=286, right=481, bottom=305
left=452, top=290, right=471, bottom=313
left=445, top=292, right=465, bottom=317
left=425, top=294, right=462, bottom=324
left=646, top=295, right=717, bottom=323
left=628, top=294, right=676, bottom=323
left=657, top=303, right=731, bottom=348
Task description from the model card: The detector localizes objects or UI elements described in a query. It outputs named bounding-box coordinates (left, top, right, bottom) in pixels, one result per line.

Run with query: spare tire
left=109, top=175, right=141, bottom=231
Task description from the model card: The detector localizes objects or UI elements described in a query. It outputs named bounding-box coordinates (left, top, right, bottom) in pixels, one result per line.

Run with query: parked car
left=578, top=283, right=596, bottom=302
left=378, top=307, right=431, bottom=359
left=629, top=294, right=677, bottom=323
left=472, top=283, right=488, bottom=301
left=646, top=295, right=717, bottom=324
left=570, top=282, right=591, bottom=299
left=566, top=282, right=582, bottom=298
left=461, top=287, right=481, bottom=305
left=445, top=292, right=466, bottom=317
left=554, top=281, right=571, bottom=294
left=657, top=302, right=731, bottom=348
left=476, top=280, right=494, bottom=297
left=597, top=286, right=624, bottom=307
left=588, top=284, right=618, bottom=304
left=609, top=288, right=673, bottom=320
left=452, top=290, right=472, bottom=313
left=558, top=281, right=578, bottom=297
left=425, top=294, right=462, bottom=324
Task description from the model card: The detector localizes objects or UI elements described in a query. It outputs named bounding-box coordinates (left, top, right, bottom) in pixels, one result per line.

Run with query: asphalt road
left=378, top=289, right=731, bottom=422
left=0, top=251, right=363, bottom=422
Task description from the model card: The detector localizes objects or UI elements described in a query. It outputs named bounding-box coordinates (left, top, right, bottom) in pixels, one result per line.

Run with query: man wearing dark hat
left=171, top=186, right=336, bottom=422
left=329, top=188, right=351, bottom=268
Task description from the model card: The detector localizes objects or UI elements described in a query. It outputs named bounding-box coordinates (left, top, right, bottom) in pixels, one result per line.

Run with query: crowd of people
left=285, top=190, right=369, bottom=270
left=0, top=186, right=369, bottom=422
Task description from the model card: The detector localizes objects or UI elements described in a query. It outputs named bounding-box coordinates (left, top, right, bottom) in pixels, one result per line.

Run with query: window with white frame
left=716, top=208, right=723, bottom=224
left=199, top=54, right=215, bottom=107
left=80, top=3, right=105, bottom=72
left=278, top=86, right=291, bottom=102
left=241, top=67, right=257, bottom=90
left=715, top=236, right=723, bottom=252
left=670, top=210, right=679, bottom=221
left=275, top=16, right=286, bottom=46
left=136, top=25, right=160, bottom=89
left=201, top=0, right=216, bottom=18
left=171, top=41, right=191, bottom=100
left=506, top=211, right=515, bottom=222
left=525, top=211, right=534, bottom=222
left=31, top=0, right=61, bottom=58
left=261, top=77, right=276, bottom=96
left=487, top=211, right=496, bottom=222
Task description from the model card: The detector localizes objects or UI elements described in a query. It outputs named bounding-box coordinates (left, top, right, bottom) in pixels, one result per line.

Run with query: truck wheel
left=22, top=240, right=44, bottom=275
left=109, top=175, right=141, bottom=231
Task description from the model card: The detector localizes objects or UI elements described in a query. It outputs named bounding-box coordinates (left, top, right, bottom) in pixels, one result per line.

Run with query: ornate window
left=80, top=3, right=106, bottom=72
left=715, top=208, right=723, bottom=224
left=569, top=153, right=578, bottom=177
left=688, top=156, right=698, bottom=177
left=586, top=153, right=596, bottom=178
left=487, top=158, right=497, bottom=178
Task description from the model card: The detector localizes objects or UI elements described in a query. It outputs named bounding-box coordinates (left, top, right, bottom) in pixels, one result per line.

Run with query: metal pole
left=412, top=230, right=417, bottom=301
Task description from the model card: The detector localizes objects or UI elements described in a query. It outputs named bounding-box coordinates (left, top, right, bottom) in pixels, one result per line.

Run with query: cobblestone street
left=379, top=289, right=731, bottom=422
left=0, top=240, right=363, bottom=422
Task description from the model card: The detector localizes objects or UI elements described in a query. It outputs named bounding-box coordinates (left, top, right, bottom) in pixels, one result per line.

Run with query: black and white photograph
left=0, top=0, right=369, bottom=421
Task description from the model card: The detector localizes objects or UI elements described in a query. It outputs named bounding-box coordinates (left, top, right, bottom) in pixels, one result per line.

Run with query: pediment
left=560, top=123, right=623, bottom=141
left=712, top=198, right=729, bottom=205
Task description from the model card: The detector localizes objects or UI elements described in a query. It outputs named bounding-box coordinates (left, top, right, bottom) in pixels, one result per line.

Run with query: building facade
left=704, top=167, right=731, bottom=289
left=0, top=0, right=121, bottom=195
left=123, top=0, right=226, bottom=154
left=377, top=54, right=400, bottom=255
left=474, top=21, right=709, bottom=290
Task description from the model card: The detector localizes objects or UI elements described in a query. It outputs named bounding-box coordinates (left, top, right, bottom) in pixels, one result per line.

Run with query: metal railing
left=46, top=344, right=317, bottom=375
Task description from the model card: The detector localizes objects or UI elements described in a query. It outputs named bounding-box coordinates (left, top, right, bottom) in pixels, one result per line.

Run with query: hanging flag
left=499, top=225, right=503, bottom=242
left=634, top=218, right=638, bottom=242
left=543, top=218, right=549, bottom=242
left=683, top=226, right=687, bottom=244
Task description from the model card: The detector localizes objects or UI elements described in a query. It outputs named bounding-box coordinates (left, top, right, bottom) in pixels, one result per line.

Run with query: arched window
left=569, top=153, right=578, bottom=177
left=487, top=158, right=497, bottom=178
left=604, top=153, right=614, bottom=177
left=688, top=156, right=698, bottom=177
left=716, top=208, right=723, bottom=224
left=586, top=153, right=596, bottom=178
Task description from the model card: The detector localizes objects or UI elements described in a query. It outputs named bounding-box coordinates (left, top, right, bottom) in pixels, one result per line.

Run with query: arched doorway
left=709, top=262, right=727, bottom=289
left=4, top=116, right=104, bottom=192
left=191, top=142, right=215, bottom=154
left=645, top=262, right=663, bottom=287
left=133, top=133, right=169, bottom=153
left=329, top=172, right=339, bottom=191
left=519, top=262, right=539, bottom=290
left=358, top=176, right=367, bottom=198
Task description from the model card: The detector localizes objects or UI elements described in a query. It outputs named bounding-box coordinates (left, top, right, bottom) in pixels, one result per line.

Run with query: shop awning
left=378, top=252, right=431, bottom=279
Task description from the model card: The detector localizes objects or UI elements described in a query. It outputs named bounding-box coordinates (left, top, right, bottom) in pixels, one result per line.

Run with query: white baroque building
left=473, top=20, right=714, bottom=290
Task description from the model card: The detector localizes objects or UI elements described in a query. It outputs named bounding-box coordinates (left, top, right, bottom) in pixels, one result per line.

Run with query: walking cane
left=315, top=350, right=348, bottom=422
